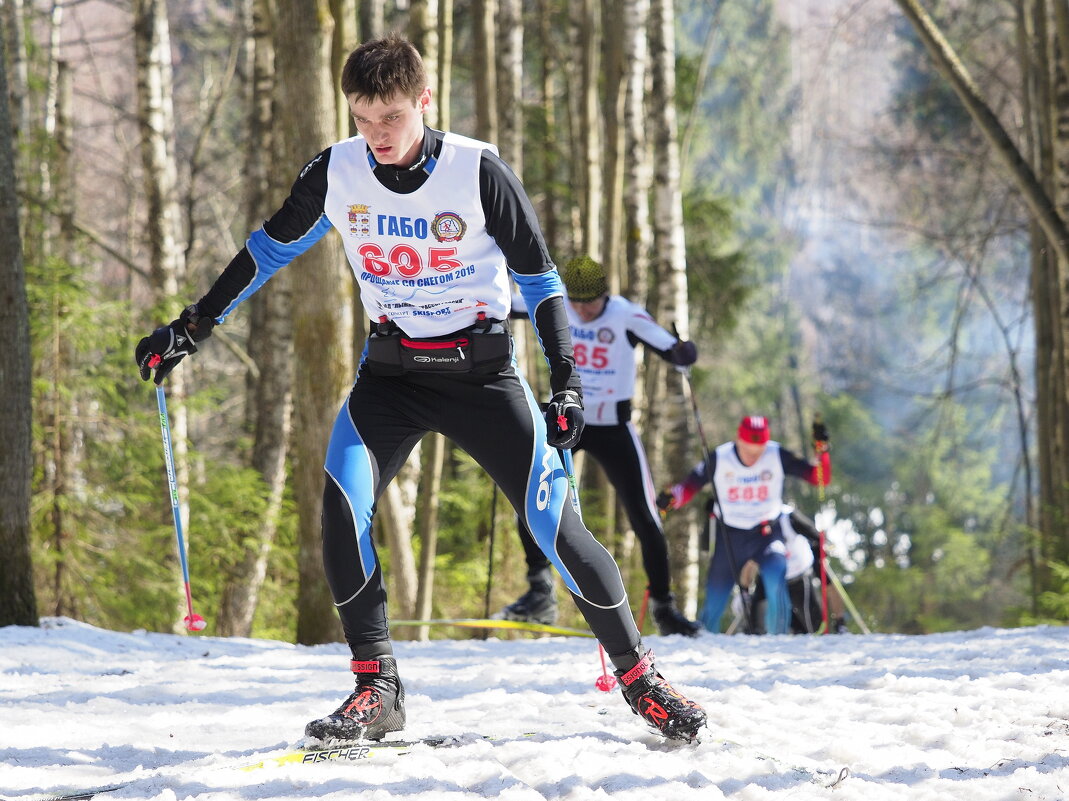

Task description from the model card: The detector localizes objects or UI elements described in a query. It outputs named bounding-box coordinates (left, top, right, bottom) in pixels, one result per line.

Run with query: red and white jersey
left=566, top=296, right=676, bottom=425
left=712, top=441, right=786, bottom=529
left=323, top=132, right=511, bottom=338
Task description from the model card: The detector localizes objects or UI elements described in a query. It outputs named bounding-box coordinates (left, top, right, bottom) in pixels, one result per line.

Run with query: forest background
left=2, top=0, right=1069, bottom=643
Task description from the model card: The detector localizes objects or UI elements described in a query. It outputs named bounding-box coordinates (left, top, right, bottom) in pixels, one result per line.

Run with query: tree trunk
left=217, top=0, right=292, bottom=638
left=600, top=0, right=626, bottom=283
left=1046, top=2, right=1069, bottom=570
left=648, top=0, right=698, bottom=615
left=437, top=0, right=453, bottom=130
left=133, top=0, right=195, bottom=633
left=577, top=0, right=601, bottom=255
left=496, top=0, right=522, bottom=175
left=472, top=0, right=497, bottom=143
left=0, top=18, right=37, bottom=627
left=409, top=0, right=439, bottom=128
left=414, top=433, right=446, bottom=640
left=359, top=0, right=385, bottom=41
left=376, top=462, right=421, bottom=622
left=275, top=0, right=353, bottom=646
left=44, top=60, right=84, bottom=619
left=331, top=0, right=358, bottom=137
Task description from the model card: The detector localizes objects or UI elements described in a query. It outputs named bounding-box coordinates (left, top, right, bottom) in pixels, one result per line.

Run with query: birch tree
left=647, top=0, right=698, bottom=614
left=133, top=0, right=196, bottom=633
left=622, top=0, right=652, bottom=302
left=576, top=0, right=601, bottom=255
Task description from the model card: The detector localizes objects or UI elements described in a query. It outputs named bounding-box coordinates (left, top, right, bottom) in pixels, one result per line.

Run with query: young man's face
left=348, top=88, right=431, bottom=167
left=569, top=294, right=608, bottom=323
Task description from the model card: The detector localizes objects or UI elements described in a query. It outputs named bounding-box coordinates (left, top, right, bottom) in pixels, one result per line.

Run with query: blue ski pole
left=152, top=377, right=207, bottom=632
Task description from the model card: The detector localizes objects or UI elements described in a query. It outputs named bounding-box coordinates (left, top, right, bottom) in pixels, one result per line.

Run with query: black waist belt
left=365, top=318, right=512, bottom=375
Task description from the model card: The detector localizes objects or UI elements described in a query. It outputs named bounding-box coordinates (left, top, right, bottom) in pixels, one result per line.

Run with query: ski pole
left=559, top=444, right=617, bottom=692
left=813, top=413, right=830, bottom=635
left=151, top=376, right=207, bottom=632
left=679, top=367, right=755, bottom=634
left=823, top=561, right=871, bottom=634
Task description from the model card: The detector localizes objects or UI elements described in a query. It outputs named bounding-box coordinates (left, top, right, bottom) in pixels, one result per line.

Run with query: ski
left=389, top=617, right=595, bottom=638
left=16, top=736, right=468, bottom=801
left=237, top=735, right=458, bottom=772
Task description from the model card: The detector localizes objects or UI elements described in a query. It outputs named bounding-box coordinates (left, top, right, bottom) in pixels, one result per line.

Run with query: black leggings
left=515, top=421, right=673, bottom=600
left=320, top=362, right=641, bottom=658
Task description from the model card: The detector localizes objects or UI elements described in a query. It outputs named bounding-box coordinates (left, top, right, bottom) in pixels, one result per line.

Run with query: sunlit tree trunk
left=473, top=0, right=497, bottom=143
left=576, top=0, right=601, bottom=255
left=622, top=0, right=651, bottom=302
left=496, top=0, right=522, bottom=175
left=275, top=0, right=353, bottom=646
left=647, top=0, right=698, bottom=614
left=217, top=0, right=292, bottom=638
left=600, top=0, right=625, bottom=284
left=134, top=0, right=195, bottom=633
left=414, top=433, right=446, bottom=640
left=331, top=0, right=357, bottom=137
left=437, top=0, right=453, bottom=130
left=410, top=0, right=439, bottom=128
left=44, top=60, right=84, bottom=618
left=0, top=19, right=37, bottom=627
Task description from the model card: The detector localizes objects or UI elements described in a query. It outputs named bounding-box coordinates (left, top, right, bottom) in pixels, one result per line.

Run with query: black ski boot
left=650, top=593, right=701, bottom=637
left=304, top=656, right=406, bottom=743
left=613, top=649, right=706, bottom=743
left=493, top=566, right=558, bottom=624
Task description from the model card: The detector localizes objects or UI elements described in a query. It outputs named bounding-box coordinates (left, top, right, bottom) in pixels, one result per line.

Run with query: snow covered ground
left=2, top=618, right=1068, bottom=801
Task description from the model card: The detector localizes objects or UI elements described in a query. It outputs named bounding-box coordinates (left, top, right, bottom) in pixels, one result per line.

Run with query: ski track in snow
left=2, top=618, right=1068, bottom=800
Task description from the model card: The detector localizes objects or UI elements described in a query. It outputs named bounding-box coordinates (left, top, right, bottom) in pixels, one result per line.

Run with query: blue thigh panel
left=323, top=402, right=378, bottom=588
left=516, top=375, right=582, bottom=596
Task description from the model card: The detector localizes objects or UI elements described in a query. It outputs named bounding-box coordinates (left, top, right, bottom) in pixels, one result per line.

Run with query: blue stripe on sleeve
left=512, top=269, right=565, bottom=314
left=216, top=215, right=333, bottom=322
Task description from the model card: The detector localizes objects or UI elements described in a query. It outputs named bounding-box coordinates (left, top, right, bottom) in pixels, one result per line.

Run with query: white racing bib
left=566, top=296, right=675, bottom=425
left=323, top=132, right=511, bottom=338
left=712, top=441, right=785, bottom=529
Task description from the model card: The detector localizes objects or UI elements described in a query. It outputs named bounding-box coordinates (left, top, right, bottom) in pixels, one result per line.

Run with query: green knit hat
left=561, top=255, right=608, bottom=302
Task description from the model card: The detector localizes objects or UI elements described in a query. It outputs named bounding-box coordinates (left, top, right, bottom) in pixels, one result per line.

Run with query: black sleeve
left=779, top=446, right=814, bottom=480
left=480, top=151, right=579, bottom=394
left=196, top=149, right=331, bottom=321
left=789, top=510, right=821, bottom=543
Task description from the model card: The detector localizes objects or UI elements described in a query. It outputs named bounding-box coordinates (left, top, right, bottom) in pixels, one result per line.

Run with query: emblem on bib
left=348, top=204, right=372, bottom=237
left=431, top=211, right=467, bottom=243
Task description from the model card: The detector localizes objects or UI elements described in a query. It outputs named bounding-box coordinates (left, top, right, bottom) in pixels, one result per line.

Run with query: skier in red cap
left=657, top=415, right=831, bottom=634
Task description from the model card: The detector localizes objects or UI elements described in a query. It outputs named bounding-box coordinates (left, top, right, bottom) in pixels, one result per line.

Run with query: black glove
left=136, top=304, right=215, bottom=385
left=811, top=418, right=830, bottom=452
left=545, top=389, right=584, bottom=449
left=668, top=339, right=697, bottom=366
left=656, top=490, right=675, bottom=511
